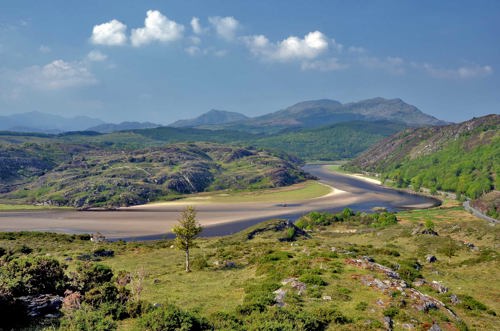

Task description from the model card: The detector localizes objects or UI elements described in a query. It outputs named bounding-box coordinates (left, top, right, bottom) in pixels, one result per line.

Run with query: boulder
left=383, top=316, right=393, bottom=331
left=428, top=323, right=441, bottom=331
left=450, top=294, right=460, bottom=305
left=430, top=281, right=448, bottom=293
left=426, top=255, right=437, bottom=263
left=17, top=294, right=63, bottom=318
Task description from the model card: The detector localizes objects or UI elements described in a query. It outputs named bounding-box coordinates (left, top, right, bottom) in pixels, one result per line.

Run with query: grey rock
left=431, top=281, right=448, bottom=293
left=426, top=255, right=437, bottom=263
left=450, top=294, right=460, bottom=305
left=17, top=294, right=63, bottom=318
left=428, top=323, right=441, bottom=331
left=383, top=316, right=393, bottom=330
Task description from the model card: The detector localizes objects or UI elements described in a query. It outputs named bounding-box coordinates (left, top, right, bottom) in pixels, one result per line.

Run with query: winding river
left=0, top=165, right=439, bottom=240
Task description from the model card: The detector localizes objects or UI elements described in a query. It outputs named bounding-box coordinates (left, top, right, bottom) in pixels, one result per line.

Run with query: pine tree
left=172, top=206, right=202, bottom=272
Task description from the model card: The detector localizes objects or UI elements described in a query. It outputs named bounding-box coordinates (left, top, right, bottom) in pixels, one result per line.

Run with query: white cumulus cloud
left=208, top=16, right=240, bottom=40
left=131, top=10, right=184, bottom=47
left=17, top=60, right=97, bottom=90
left=190, top=17, right=205, bottom=35
left=243, top=31, right=329, bottom=61
left=91, top=19, right=127, bottom=46
left=87, top=50, right=107, bottom=62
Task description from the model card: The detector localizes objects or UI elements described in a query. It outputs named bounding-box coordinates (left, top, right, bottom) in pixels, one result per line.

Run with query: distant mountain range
left=0, top=111, right=105, bottom=133
left=1, top=97, right=446, bottom=134
left=0, top=111, right=162, bottom=134
left=172, top=98, right=447, bottom=133
left=170, top=109, right=249, bottom=128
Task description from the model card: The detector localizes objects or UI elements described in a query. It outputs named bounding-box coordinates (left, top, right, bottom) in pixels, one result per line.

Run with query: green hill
left=1, top=142, right=309, bottom=208
left=254, top=121, right=407, bottom=160
left=348, top=114, right=500, bottom=201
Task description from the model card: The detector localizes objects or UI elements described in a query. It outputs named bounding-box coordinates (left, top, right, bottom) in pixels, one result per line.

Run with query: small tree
left=172, top=206, right=202, bottom=272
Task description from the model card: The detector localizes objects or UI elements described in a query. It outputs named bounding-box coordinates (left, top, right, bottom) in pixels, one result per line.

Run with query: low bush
left=138, top=304, right=212, bottom=331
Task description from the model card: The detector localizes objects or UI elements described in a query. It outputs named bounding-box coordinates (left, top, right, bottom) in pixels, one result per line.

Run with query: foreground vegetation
left=0, top=202, right=497, bottom=330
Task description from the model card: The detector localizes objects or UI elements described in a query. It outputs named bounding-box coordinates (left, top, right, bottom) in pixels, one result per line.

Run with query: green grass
left=176, top=180, right=332, bottom=203
left=0, top=203, right=71, bottom=211
left=0, top=203, right=497, bottom=330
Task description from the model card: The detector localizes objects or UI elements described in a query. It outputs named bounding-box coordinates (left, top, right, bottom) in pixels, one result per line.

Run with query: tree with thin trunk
left=172, top=206, right=202, bottom=272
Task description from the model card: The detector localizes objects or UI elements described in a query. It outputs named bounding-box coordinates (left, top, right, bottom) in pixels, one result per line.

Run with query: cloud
left=243, top=31, right=329, bottom=61
left=208, top=16, right=240, bottom=40
left=185, top=45, right=200, bottom=56
left=131, top=10, right=184, bottom=47
left=190, top=17, right=205, bottom=35
left=421, top=63, right=493, bottom=79
left=39, top=45, right=51, bottom=53
left=16, top=60, right=97, bottom=90
left=91, top=19, right=127, bottom=46
left=359, top=56, right=405, bottom=74
left=185, top=46, right=227, bottom=57
left=87, top=50, right=108, bottom=62
left=348, top=46, right=365, bottom=54
left=301, top=58, right=348, bottom=71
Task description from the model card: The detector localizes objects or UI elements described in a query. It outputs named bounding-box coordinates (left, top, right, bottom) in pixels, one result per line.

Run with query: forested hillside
left=348, top=114, right=500, bottom=203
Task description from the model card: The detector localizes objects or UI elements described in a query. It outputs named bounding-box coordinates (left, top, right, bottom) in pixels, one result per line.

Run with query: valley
left=0, top=165, right=439, bottom=240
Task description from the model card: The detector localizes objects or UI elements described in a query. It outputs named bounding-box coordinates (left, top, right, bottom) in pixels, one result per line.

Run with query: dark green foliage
left=350, top=117, right=500, bottom=200
left=459, top=295, right=493, bottom=314
left=397, top=259, right=422, bottom=283
left=0, top=256, right=66, bottom=296
left=59, top=304, right=118, bottom=331
left=295, top=210, right=398, bottom=230
left=371, top=212, right=398, bottom=227
left=383, top=306, right=400, bottom=318
left=254, top=121, right=406, bottom=160
left=138, top=304, right=212, bottom=331
left=355, top=301, right=368, bottom=311
left=298, top=274, right=327, bottom=286
left=71, top=263, right=114, bottom=293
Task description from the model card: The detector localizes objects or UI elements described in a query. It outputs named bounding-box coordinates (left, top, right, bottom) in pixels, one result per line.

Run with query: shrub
left=59, top=304, right=117, bottom=331
left=383, top=306, right=400, bottom=318
left=71, top=263, right=114, bottom=293
left=355, top=301, right=368, bottom=311
left=1, top=256, right=66, bottom=296
left=298, top=274, right=327, bottom=286
left=138, top=304, right=212, bottom=331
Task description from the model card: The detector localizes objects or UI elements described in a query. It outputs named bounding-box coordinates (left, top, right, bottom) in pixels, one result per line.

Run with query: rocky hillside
left=348, top=114, right=500, bottom=201
left=2, top=142, right=310, bottom=208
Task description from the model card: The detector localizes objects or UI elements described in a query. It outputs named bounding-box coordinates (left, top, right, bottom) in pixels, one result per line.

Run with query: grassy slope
left=177, top=180, right=331, bottom=203
left=1, top=204, right=497, bottom=330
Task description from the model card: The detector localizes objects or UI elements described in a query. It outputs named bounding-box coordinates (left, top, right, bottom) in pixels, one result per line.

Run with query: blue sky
left=0, top=0, right=498, bottom=124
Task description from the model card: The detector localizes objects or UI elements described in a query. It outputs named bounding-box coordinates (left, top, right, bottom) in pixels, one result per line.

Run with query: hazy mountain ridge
left=170, top=109, right=249, bottom=128
left=0, top=111, right=105, bottom=133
